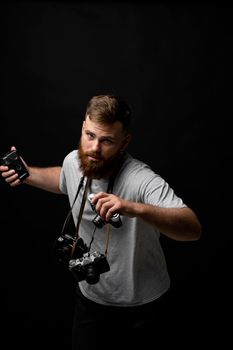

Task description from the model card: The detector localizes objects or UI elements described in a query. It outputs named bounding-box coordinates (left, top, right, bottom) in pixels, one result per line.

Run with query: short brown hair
left=85, top=94, right=132, bottom=132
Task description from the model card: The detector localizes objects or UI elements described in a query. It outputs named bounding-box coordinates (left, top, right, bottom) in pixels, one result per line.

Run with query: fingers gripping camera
left=88, top=193, right=122, bottom=229
left=0, top=149, right=29, bottom=182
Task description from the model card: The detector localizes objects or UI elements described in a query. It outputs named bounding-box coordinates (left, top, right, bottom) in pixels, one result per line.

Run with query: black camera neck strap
left=106, top=151, right=126, bottom=193
left=70, top=176, right=90, bottom=258
left=74, top=176, right=90, bottom=239
left=103, top=172, right=119, bottom=256
left=98, top=155, right=126, bottom=256
left=60, top=175, right=85, bottom=238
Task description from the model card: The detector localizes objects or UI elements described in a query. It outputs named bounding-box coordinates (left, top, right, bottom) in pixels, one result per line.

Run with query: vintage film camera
left=0, top=149, right=29, bottom=182
left=54, top=233, right=110, bottom=284
left=69, top=251, right=110, bottom=285
left=53, top=234, right=88, bottom=265
left=88, top=193, right=122, bottom=229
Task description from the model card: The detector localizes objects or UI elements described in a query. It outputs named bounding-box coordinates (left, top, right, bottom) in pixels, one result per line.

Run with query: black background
left=1, top=1, right=231, bottom=348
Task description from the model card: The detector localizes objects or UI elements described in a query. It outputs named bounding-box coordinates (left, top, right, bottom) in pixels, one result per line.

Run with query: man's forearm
left=120, top=200, right=202, bottom=241
left=24, top=166, right=62, bottom=194
left=133, top=203, right=202, bottom=241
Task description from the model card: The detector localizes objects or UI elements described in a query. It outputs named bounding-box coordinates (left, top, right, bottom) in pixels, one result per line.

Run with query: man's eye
left=87, top=133, right=94, bottom=139
left=102, top=139, right=113, bottom=145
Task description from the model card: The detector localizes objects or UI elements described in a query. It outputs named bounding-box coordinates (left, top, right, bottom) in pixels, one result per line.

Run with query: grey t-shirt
left=59, top=150, right=186, bottom=306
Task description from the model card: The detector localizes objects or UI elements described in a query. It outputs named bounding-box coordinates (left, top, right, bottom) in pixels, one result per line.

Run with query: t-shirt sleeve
left=144, top=175, right=186, bottom=208
left=134, top=165, right=187, bottom=209
left=59, top=155, right=69, bottom=194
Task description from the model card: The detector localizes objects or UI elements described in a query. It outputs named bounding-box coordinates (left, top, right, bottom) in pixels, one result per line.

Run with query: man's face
left=78, top=115, right=130, bottom=179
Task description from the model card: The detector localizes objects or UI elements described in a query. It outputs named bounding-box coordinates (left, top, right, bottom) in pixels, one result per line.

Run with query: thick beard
left=78, top=142, right=123, bottom=179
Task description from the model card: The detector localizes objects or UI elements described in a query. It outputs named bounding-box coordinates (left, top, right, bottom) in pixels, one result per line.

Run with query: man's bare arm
left=0, top=164, right=62, bottom=194
left=24, top=166, right=62, bottom=193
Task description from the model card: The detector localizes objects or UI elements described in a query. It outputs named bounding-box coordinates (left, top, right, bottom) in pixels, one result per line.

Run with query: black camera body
left=0, top=149, right=29, bottom=182
left=53, top=234, right=88, bottom=265
left=69, top=251, right=110, bottom=285
left=88, top=193, right=122, bottom=229
left=53, top=234, right=110, bottom=284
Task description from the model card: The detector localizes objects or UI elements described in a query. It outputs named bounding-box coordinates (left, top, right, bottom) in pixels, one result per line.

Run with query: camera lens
left=85, top=265, right=100, bottom=284
left=16, top=164, right=22, bottom=170
left=92, top=214, right=106, bottom=229
left=110, top=213, right=122, bottom=228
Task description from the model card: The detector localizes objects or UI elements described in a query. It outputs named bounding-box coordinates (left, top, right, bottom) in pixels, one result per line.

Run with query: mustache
left=86, top=152, right=103, bottom=160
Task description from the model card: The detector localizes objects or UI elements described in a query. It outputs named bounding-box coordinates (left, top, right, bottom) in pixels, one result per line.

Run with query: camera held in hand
left=69, top=251, right=110, bottom=285
left=0, top=149, right=29, bottom=182
left=88, top=193, right=122, bottom=229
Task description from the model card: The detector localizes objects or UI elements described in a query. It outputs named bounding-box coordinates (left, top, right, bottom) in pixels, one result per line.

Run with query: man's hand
left=0, top=146, right=29, bottom=187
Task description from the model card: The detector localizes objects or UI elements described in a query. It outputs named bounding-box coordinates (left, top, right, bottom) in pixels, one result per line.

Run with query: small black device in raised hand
left=0, top=149, right=29, bottom=182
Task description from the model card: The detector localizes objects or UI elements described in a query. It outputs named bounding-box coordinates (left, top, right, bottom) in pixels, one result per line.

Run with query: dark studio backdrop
left=1, top=1, right=231, bottom=348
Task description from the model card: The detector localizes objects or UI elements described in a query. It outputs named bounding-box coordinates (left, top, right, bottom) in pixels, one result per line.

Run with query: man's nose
left=91, top=140, right=101, bottom=152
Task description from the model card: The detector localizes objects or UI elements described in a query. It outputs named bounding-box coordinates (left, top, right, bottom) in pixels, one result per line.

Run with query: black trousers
left=72, top=286, right=172, bottom=350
